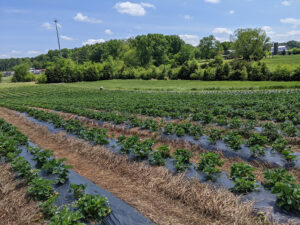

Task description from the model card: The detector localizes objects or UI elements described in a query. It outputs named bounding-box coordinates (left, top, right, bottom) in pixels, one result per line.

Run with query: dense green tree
left=198, top=35, right=221, bottom=59
left=232, top=28, right=270, bottom=61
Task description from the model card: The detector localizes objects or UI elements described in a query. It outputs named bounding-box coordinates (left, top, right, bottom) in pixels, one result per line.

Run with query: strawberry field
left=0, top=85, right=299, bottom=225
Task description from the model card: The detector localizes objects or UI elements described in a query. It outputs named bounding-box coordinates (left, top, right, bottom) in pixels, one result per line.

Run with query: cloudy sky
left=0, top=0, right=299, bottom=58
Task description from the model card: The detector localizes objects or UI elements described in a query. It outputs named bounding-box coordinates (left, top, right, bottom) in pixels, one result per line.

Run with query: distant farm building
left=271, top=43, right=287, bottom=55
left=2, top=71, right=15, bottom=76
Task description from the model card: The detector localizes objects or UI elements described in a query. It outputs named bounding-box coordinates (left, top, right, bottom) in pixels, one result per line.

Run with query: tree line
left=3, top=28, right=300, bottom=83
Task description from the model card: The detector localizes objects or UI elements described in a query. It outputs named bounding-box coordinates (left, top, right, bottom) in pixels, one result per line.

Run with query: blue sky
left=0, top=0, right=299, bottom=58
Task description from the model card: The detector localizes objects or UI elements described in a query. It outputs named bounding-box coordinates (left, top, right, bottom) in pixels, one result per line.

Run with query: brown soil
left=0, top=107, right=276, bottom=225
left=0, top=163, right=43, bottom=225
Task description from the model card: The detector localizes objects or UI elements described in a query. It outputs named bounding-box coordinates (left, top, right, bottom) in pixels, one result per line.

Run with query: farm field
left=262, top=54, right=300, bottom=71
left=0, top=83, right=300, bottom=224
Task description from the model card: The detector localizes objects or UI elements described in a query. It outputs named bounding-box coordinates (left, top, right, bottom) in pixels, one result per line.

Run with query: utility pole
left=54, top=19, right=62, bottom=57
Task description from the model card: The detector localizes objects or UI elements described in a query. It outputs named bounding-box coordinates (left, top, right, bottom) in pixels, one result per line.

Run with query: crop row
left=2, top=86, right=299, bottom=125
left=4, top=103, right=297, bottom=164
left=3, top=106, right=300, bottom=213
left=0, top=118, right=111, bottom=225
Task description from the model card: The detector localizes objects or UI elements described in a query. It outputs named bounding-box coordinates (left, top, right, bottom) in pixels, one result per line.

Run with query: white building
left=271, top=46, right=287, bottom=54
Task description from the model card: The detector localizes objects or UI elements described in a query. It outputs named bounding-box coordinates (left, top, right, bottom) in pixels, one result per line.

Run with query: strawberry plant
left=196, top=152, right=224, bottom=180
left=49, top=207, right=85, bottom=225
left=216, top=115, right=228, bottom=126
left=28, top=177, right=54, bottom=201
left=31, top=148, right=53, bottom=168
left=42, top=158, right=67, bottom=173
left=69, top=183, right=87, bottom=200
left=173, top=149, right=193, bottom=172
left=156, top=145, right=170, bottom=158
left=163, top=123, right=176, bottom=135
left=246, top=133, right=268, bottom=147
left=53, top=164, right=73, bottom=184
left=39, top=193, right=60, bottom=219
left=271, top=183, right=300, bottom=212
left=250, top=145, right=266, bottom=158
left=76, top=194, right=111, bottom=223
left=133, top=139, right=155, bottom=159
left=149, top=151, right=166, bottom=166
left=230, top=163, right=257, bottom=193
left=262, top=122, right=280, bottom=142
left=264, top=168, right=296, bottom=190
left=281, top=122, right=298, bottom=137
left=224, top=132, right=243, bottom=151
left=208, top=129, right=223, bottom=144
left=230, top=117, right=242, bottom=129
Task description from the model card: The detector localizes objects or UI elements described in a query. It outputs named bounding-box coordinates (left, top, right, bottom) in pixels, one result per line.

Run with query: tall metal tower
left=54, top=19, right=62, bottom=57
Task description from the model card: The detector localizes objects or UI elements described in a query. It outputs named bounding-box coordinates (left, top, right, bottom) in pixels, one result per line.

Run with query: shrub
left=13, top=63, right=30, bottom=82
left=36, top=74, right=47, bottom=83
left=271, top=66, right=292, bottom=81
left=292, top=66, right=300, bottom=81
left=0, top=72, right=3, bottom=82
left=196, top=153, right=224, bottom=180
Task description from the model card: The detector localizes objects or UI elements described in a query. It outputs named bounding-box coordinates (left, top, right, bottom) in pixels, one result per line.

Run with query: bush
left=13, top=63, right=30, bottom=82
left=263, top=168, right=296, bottom=190
left=293, top=66, right=300, bottom=81
left=0, top=72, right=3, bottom=82
left=271, top=66, right=292, bottom=81
left=230, top=163, right=257, bottom=193
left=36, top=74, right=47, bottom=83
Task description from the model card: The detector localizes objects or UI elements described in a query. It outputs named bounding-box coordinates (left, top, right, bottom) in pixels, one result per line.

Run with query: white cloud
left=27, top=50, right=40, bottom=55
left=280, top=18, right=300, bottom=27
left=204, top=0, right=221, bottom=4
left=140, top=2, right=155, bottom=8
left=105, top=29, right=113, bottom=35
left=212, top=27, right=233, bottom=35
left=82, top=38, right=105, bottom=46
left=179, top=34, right=200, bottom=46
left=229, top=10, right=235, bottom=15
left=73, top=13, right=102, bottom=24
left=42, top=22, right=61, bottom=30
left=60, top=35, right=75, bottom=41
left=114, top=2, right=155, bottom=16
left=281, top=1, right=291, bottom=6
left=184, top=15, right=191, bottom=20
left=11, top=50, right=21, bottom=54
left=262, top=26, right=275, bottom=36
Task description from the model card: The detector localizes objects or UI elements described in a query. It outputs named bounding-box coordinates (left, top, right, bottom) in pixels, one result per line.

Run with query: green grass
left=64, top=80, right=300, bottom=92
left=0, top=76, right=35, bottom=89
left=262, top=54, right=300, bottom=71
